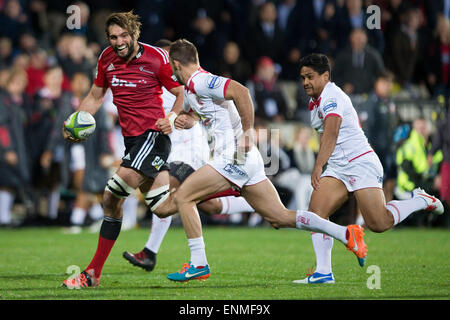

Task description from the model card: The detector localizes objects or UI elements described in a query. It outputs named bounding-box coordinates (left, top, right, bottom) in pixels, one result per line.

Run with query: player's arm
left=78, top=84, right=108, bottom=115
left=62, top=84, right=107, bottom=142
left=311, top=115, right=342, bottom=189
left=224, top=80, right=255, bottom=151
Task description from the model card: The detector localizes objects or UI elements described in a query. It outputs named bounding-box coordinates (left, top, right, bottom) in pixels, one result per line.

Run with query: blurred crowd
left=0, top=0, right=449, bottom=229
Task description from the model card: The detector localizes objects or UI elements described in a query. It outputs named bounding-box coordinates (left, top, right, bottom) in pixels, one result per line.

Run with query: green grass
left=0, top=226, right=449, bottom=300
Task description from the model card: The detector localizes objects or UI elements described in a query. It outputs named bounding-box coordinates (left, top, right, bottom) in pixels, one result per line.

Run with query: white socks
left=145, top=214, right=172, bottom=253
left=89, top=203, right=104, bottom=221
left=188, top=236, right=208, bottom=267
left=220, top=196, right=254, bottom=214
left=71, top=207, right=86, bottom=225
left=122, top=195, right=139, bottom=229
left=386, top=197, right=428, bottom=226
left=295, top=210, right=348, bottom=245
left=48, top=190, right=60, bottom=220
left=311, top=232, right=333, bottom=274
left=0, top=190, right=14, bottom=225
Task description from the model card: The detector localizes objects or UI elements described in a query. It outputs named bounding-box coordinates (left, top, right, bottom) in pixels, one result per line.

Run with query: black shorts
left=169, top=161, right=196, bottom=183
left=121, top=130, right=171, bottom=179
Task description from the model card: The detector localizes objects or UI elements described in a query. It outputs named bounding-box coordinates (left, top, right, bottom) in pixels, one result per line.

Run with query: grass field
left=0, top=226, right=449, bottom=300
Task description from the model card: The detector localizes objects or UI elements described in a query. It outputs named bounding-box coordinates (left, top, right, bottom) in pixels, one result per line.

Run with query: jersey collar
left=186, top=67, right=208, bottom=92
left=133, top=43, right=144, bottom=60
left=309, top=82, right=332, bottom=110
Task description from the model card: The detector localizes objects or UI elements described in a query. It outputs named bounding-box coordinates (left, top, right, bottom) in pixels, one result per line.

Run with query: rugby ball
left=64, top=111, right=96, bottom=140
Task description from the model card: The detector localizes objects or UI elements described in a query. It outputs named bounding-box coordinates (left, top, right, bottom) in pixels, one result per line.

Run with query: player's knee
left=152, top=202, right=173, bottom=218
left=105, top=174, right=135, bottom=200
left=173, top=188, right=187, bottom=206
left=144, top=185, right=170, bottom=213
left=364, top=219, right=390, bottom=233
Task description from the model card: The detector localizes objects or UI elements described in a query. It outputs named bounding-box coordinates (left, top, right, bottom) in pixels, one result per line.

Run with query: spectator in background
left=245, top=2, right=285, bottom=67
left=380, top=0, right=404, bottom=54
left=25, top=48, right=48, bottom=97
left=276, top=126, right=316, bottom=211
left=187, top=9, right=223, bottom=73
left=285, top=0, right=338, bottom=58
left=425, top=0, right=450, bottom=32
left=0, top=0, right=30, bottom=45
left=12, top=52, right=30, bottom=70
left=395, top=118, right=442, bottom=201
left=217, top=41, right=252, bottom=85
left=385, top=5, right=421, bottom=87
left=425, top=14, right=450, bottom=99
left=359, top=71, right=398, bottom=202
left=277, top=0, right=297, bottom=33
left=63, top=73, right=113, bottom=233
left=338, top=0, right=385, bottom=54
left=135, top=0, right=171, bottom=45
left=0, top=37, right=14, bottom=69
left=333, top=28, right=385, bottom=95
left=0, top=68, right=10, bottom=89
left=16, top=32, right=39, bottom=56
left=58, top=34, right=96, bottom=80
left=0, top=68, right=31, bottom=226
left=67, top=1, right=106, bottom=52
left=428, top=106, right=450, bottom=225
left=28, top=65, right=69, bottom=222
left=248, top=56, right=289, bottom=123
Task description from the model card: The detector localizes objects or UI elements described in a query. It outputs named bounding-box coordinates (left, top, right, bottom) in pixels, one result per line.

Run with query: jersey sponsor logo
left=111, top=75, right=137, bottom=87
left=205, top=75, right=223, bottom=89
left=223, top=163, right=246, bottom=176
left=139, top=66, right=154, bottom=74
left=152, top=156, right=165, bottom=170
left=322, top=98, right=337, bottom=114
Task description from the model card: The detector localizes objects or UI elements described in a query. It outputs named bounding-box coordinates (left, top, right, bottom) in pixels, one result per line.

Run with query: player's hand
left=311, top=165, right=322, bottom=190
left=174, top=114, right=188, bottom=129
left=156, top=117, right=173, bottom=135
left=62, top=126, right=83, bottom=143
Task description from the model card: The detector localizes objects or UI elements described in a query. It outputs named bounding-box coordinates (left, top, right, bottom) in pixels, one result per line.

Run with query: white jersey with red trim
left=310, top=81, right=373, bottom=164
left=162, top=87, right=210, bottom=170
left=183, top=68, right=243, bottom=161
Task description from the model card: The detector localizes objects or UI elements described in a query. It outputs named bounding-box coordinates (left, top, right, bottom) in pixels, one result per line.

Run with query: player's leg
left=167, top=165, right=232, bottom=281
left=241, top=179, right=346, bottom=241
left=63, top=166, right=144, bottom=288
left=355, top=186, right=444, bottom=233
left=241, top=178, right=366, bottom=265
left=123, top=174, right=179, bottom=271
left=198, top=196, right=254, bottom=216
left=294, top=177, right=348, bottom=284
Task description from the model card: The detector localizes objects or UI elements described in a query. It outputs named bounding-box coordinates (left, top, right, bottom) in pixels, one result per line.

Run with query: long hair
left=105, top=11, right=141, bottom=40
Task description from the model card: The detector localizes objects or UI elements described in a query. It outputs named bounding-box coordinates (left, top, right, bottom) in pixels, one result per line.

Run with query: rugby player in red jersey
left=62, top=11, right=184, bottom=288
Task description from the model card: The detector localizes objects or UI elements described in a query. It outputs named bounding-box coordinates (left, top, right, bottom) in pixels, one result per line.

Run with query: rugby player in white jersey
left=122, top=40, right=255, bottom=272
left=293, top=53, right=444, bottom=284
left=165, top=39, right=375, bottom=282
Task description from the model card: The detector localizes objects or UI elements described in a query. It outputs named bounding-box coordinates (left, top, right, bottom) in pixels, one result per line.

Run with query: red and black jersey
left=94, top=42, right=181, bottom=137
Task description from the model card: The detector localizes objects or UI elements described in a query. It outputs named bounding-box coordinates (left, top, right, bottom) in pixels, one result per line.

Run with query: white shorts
left=322, top=151, right=384, bottom=192
left=208, top=146, right=267, bottom=188
left=70, top=144, right=86, bottom=172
